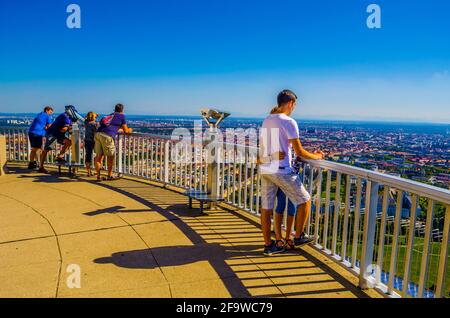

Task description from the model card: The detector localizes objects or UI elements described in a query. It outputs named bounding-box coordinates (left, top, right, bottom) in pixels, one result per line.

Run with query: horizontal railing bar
left=304, top=159, right=450, bottom=205
left=2, top=128, right=448, bottom=205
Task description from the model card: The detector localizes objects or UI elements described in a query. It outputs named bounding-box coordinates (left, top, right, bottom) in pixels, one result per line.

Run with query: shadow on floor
left=10, top=166, right=80, bottom=184
left=94, top=244, right=261, bottom=270
left=84, top=203, right=207, bottom=218
left=84, top=205, right=154, bottom=216
left=7, top=164, right=370, bottom=298
left=92, top=179, right=370, bottom=298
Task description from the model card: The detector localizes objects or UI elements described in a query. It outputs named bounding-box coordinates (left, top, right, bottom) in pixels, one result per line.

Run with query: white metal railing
left=1, top=127, right=449, bottom=298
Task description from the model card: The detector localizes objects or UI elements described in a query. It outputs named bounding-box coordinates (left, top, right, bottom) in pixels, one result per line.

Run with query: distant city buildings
left=4, top=119, right=33, bottom=125
left=1, top=114, right=448, bottom=189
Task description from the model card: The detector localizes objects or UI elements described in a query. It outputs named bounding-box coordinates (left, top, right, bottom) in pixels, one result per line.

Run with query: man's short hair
left=115, top=103, right=124, bottom=113
left=277, top=90, right=298, bottom=106
left=44, top=106, right=53, bottom=113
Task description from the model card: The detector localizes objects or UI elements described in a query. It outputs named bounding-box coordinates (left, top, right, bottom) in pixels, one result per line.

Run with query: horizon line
left=0, top=112, right=449, bottom=126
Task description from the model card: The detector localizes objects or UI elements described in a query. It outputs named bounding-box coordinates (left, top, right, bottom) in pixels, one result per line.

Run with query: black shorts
left=28, top=132, right=44, bottom=149
left=84, top=140, right=95, bottom=164
left=44, top=134, right=69, bottom=151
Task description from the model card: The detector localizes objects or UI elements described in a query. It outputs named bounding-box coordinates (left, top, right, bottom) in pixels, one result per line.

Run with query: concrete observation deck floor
left=0, top=163, right=381, bottom=298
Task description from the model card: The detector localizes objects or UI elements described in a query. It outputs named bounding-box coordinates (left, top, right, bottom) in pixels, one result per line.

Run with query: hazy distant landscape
left=1, top=112, right=448, bottom=191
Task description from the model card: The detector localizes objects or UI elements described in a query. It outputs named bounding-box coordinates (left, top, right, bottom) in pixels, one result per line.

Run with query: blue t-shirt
left=29, top=112, right=53, bottom=136
left=47, top=113, right=72, bottom=137
left=97, top=113, right=126, bottom=138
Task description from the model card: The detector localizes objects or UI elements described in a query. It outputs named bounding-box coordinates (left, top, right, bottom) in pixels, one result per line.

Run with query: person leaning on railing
left=39, top=107, right=75, bottom=174
left=27, top=106, right=53, bottom=170
left=94, top=103, right=133, bottom=181
left=259, top=89, right=324, bottom=256
left=84, top=112, right=99, bottom=177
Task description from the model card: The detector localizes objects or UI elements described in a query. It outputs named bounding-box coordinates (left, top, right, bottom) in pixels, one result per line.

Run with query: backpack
left=100, top=113, right=115, bottom=128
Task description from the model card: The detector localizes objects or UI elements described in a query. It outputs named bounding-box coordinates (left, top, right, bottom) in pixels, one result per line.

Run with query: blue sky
left=0, top=0, right=449, bottom=122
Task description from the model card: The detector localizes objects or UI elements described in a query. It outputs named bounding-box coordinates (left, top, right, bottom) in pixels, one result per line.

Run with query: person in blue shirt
left=38, top=108, right=74, bottom=173
left=94, top=104, right=132, bottom=181
left=28, top=106, right=53, bottom=169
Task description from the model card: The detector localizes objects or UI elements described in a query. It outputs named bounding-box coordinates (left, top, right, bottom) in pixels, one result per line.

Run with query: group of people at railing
left=25, top=89, right=330, bottom=257
left=26, top=103, right=132, bottom=181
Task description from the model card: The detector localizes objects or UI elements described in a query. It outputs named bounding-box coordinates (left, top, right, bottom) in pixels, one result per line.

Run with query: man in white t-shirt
left=259, top=90, right=324, bottom=256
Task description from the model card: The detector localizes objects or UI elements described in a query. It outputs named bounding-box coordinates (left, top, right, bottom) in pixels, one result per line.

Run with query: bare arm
left=120, top=124, right=133, bottom=134
left=290, top=138, right=324, bottom=160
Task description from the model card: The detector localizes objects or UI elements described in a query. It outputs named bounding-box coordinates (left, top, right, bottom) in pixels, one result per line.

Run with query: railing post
left=435, top=205, right=450, bottom=298
left=0, top=134, right=7, bottom=176
left=118, top=135, right=123, bottom=175
left=359, top=181, right=379, bottom=289
left=164, top=140, right=170, bottom=184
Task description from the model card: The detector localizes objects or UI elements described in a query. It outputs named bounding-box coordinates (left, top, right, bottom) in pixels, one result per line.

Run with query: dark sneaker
left=56, top=157, right=67, bottom=164
left=28, top=161, right=37, bottom=169
left=38, top=167, right=49, bottom=174
left=263, top=240, right=285, bottom=256
left=294, top=233, right=314, bottom=247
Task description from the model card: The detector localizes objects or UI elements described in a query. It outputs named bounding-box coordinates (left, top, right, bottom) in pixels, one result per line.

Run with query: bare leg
left=274, top=213, right=284, bottom=242
left=95, top=154, right=104, bottom=179
left=40, top=150, right=49, bottom=169
left=260, top=209, right=273, bottom=246
left=58, top=139, right=71, bottom=158
left=107, top=156, right=114, bottom=178
left=285, top=215, right=295, bottom=240
left=30, top=148, right=38, bottom=162
left=294, top=200, right=312, bottom=239
left=85, top=162, right=91, bottom=175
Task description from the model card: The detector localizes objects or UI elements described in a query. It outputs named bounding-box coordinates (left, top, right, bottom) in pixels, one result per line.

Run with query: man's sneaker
left=263, top=240, right=285, bottom=256
left=28, top=161, right=38, bottom=169
left=38, top=167, right=49, bottom=174
left=294, top=233, right=314, bottom=247
left=56, top=157, right=67, bottom=164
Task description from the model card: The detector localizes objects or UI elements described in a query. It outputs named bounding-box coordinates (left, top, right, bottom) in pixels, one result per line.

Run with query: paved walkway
left=0, top=164, right=380, bottom=298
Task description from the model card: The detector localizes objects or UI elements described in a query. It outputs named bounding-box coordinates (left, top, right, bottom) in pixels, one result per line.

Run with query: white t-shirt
left=259, top=113, right=300, bottom=174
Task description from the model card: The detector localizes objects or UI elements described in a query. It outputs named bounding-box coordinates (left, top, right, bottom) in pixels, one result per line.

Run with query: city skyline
left=1, top=1, right=449, bottom=123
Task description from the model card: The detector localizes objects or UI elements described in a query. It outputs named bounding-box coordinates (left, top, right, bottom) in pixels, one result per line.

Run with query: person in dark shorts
left=84, top=112, right=99, bottom=176
left=27, top=106, right=53, bottom=169
left=39, top=107, right=75, bottom=173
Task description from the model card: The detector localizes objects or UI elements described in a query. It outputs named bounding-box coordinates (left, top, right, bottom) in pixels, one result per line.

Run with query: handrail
left=2, top=127, right=448, bottom=202
left=304, top=159, right=450, bottom=205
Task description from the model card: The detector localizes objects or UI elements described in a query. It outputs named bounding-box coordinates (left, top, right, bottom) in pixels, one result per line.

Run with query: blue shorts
left=275, top=189, right=297, bottom=217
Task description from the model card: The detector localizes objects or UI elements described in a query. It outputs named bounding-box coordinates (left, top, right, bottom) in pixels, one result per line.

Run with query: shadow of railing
left=91, top=177, right=370, bottom=298
left=5, top=163, right=371, bottom=298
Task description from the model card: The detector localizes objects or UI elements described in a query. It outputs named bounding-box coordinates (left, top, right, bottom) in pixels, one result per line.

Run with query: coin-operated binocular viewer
left=64, top=105, right=85, bottom=176
left=200, top=108, right=230, bottom=207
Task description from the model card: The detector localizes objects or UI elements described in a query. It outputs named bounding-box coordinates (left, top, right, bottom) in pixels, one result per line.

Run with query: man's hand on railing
left=119, top=124, right=133, bottom=134
left=313, top=150, right=325, bottom=160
